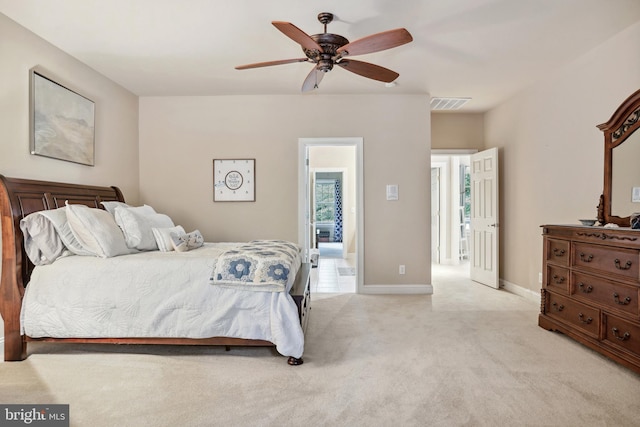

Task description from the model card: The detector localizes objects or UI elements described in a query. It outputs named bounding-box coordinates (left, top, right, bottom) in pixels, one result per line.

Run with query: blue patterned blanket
left=209, top=240, right=301, bottom=292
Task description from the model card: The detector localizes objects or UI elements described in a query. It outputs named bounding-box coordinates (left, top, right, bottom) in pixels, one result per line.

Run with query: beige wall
left=0, top=13, right=140, bottom=336
left=485, top=20, right=640, bottom=293
left=0, top=13, right=140, bottom=199
left=139, top=95, right=431, bottom=287
left=432, top=113, right=485, bottom=150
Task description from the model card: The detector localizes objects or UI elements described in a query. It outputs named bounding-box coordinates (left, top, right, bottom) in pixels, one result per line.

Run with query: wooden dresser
left=539, top=225, right=640, bottom=374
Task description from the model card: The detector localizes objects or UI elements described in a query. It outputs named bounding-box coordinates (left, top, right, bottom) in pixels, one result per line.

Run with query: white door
left=470, top=147, right=499, bottom=288
left=431, top=167, right=441, bottom=264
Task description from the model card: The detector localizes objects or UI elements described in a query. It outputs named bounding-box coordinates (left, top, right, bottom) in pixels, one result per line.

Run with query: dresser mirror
left=597, top=88, right=640, bottom=226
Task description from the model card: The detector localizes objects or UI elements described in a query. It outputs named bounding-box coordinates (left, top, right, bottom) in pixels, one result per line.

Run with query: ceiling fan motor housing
left=303, top=33, right=349, bottom=71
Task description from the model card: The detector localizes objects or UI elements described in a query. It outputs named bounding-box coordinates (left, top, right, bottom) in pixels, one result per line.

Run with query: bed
left=0, top=175, right=311, bottom=365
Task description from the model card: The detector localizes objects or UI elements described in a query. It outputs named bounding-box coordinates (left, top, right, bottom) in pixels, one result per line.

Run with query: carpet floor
left=1, top=265, right=640, bottom=426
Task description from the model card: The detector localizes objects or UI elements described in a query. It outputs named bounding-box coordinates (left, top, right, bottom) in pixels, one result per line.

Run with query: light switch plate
left=386, top=184, right=398, bottom=201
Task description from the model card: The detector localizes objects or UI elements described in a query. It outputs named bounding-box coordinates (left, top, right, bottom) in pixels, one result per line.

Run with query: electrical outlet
left=399, top=265, right=405, bottom=275
left=538, top=272, right=543, bottom=283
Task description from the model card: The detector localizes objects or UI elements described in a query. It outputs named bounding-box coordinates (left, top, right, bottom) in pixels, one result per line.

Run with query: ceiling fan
left=235, top=12, right=413, bottom=92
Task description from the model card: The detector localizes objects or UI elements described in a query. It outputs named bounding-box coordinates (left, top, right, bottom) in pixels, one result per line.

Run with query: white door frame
left=298, top=137, right=364, bottom=293
left=431, top=167, right=441, bottom=264
left=430, top=162, right=447, bottom=263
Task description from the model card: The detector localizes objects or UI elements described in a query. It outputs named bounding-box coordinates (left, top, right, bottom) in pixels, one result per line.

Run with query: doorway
left=431, top=148, right=500, bottom=289
left=431, top=151, right=474, bottom=279
left=314, top=171, right=347, bottom=259
left=298, top=137, right=363, bottom=293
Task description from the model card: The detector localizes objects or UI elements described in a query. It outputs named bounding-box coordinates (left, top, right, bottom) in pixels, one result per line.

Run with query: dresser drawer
left=546, top=238, right=570, bottom=266
left=603, top=313, right=640, bottom=355
left=545, top=265, right=569, bottom=294
left=573, top=242, right=640, bottom=280
left=545, top=292, right=600, bottom=338
left=572, top=272, right=639, bottom=318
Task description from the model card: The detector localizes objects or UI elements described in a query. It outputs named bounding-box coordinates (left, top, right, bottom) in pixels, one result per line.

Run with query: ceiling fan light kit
left=235, top=12, right=413, bottom=92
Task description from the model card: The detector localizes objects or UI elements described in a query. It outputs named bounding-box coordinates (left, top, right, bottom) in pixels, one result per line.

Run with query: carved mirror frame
left=597, top=88, right=640, bottom=226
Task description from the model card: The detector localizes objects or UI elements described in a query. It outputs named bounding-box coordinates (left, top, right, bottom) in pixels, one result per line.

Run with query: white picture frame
left=213, top=158, right=256, bottom=202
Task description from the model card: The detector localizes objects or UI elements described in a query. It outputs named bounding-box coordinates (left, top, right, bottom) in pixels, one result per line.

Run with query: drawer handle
left=578, top=282, right=593, bottom=293
left=579, top=253, right=594, bottom=263
left=613, top=293, right=632, bottom=305
left=553, top=248, right=566, bottom=257
left=552, top=302, right=564, bottom=312
left=612, top=327, right=631, bottom=341
left=552, top=274, right=565, bottom=284
left=578, top=313, right=593, bottom=324
left=614, top=259, right=632, bottom=270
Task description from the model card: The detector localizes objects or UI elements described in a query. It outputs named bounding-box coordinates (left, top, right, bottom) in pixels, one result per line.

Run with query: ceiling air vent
left=430, top=97, right=471, bottom=111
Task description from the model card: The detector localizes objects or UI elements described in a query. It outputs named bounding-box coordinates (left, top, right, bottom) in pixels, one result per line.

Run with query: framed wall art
left=29, top=66, right=95, bottom=166
left=213, top=158, right=256, bottom=201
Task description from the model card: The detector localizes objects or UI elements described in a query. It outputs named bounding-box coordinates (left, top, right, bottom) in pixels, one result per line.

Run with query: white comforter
left=20, top=243, right=304, bottom=358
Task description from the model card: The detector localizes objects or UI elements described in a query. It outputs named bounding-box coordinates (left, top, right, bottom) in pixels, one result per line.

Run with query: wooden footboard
left=290, top=263, right=312, bottom=333
left=0, top=175, right=310, bottom=363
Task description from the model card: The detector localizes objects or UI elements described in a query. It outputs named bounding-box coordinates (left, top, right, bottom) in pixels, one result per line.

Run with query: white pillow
left=125, top=204, right=156, bottom=216
left=152, top=226, right=186, bottom=252
left=65, top=203, right=133, bottom=258
left=100, top=201, right=130, bottom=216
left=114, top=206, right=174, bottom=251
left=38, top=207, right=94, bottom=256
left=20, top=212, right=68, bottom=265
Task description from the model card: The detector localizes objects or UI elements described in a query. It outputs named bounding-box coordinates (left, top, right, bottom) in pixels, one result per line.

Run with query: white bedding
left=20, top=243, right=304, bottom=358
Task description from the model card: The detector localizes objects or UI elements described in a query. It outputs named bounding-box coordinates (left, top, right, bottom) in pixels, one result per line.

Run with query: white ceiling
left=2, top=0, right=639, bottom=112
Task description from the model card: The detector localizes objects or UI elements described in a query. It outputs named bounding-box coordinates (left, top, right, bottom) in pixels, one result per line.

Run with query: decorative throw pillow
left=152, top=225, right=186, bottom=252
left=65, top=202, right=133, bottom=258
left=20, top=212, right=68, bottom=265
left=114, top=206, right=174, bottom=251
left=170, top=230, right=204, bottom=252
left=38, top=207, right=94, bottom=256
left=100, top=201, right=131, bottom=216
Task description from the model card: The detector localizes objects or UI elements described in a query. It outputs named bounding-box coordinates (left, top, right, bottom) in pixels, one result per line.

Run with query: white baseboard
left=360, top=280, right=535, bottom=300
left=500, top=279, right=540, bottom=303
left=361, top=284, right=433, bottom=295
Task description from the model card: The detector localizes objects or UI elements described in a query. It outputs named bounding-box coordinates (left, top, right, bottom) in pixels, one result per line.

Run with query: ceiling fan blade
left=337, top=59, right=399, bottom=83
left=272, top=21, right=323, bottom=52
left=302, top=67, right=324, bottom=92
left=336, top=28, right=413, bottom=57
left=235, top=58, right=309, bottom=70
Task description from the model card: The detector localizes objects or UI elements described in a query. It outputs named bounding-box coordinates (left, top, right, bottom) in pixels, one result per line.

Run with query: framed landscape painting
left=29, top=67, right=95, bottom=166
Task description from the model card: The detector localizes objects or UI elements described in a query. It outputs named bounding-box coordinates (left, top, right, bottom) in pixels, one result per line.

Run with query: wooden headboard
left=0, top=175, right=124, bottom=360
